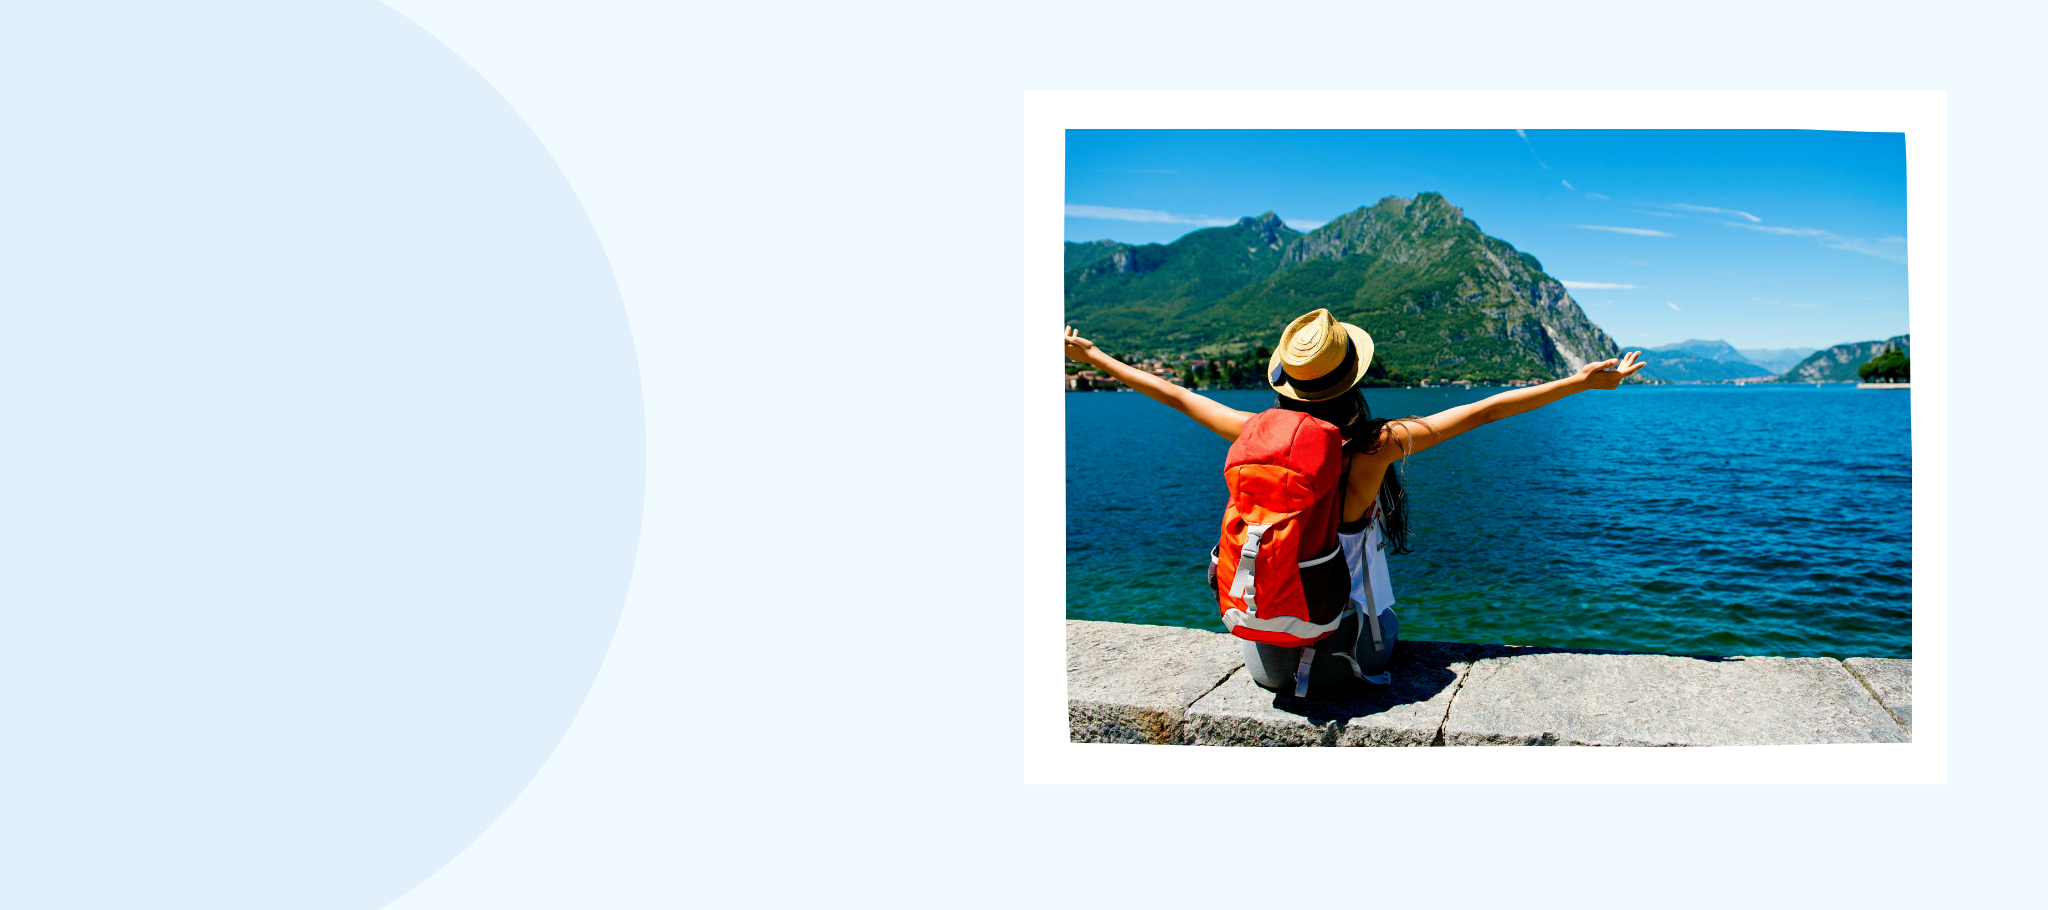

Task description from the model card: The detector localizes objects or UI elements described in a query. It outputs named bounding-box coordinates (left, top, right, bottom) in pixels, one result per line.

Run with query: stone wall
left=1068, top=620, right=1912, bottom=747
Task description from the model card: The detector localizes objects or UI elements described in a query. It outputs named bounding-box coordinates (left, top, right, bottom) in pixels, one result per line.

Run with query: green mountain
left=1064, top=193, right=1620, bottom=382
left=1063, top=213, right=1303, bottom=341
left=1774, top=335, right=1911, bottom=382
left=1064, top=239, right=1125, bottom=272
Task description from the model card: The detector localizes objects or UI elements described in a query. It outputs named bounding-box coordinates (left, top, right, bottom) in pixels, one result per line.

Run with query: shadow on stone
left=1254, top=642, right=1472, bottom=725
left=1186, top=641, right=1488, bottom=746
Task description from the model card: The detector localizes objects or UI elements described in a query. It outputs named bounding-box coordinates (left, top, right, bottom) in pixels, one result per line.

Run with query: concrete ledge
left=1068, top=621, right=1911, bottom=747
left=1845, top=657, right=1912, bottom=734
left=1067, top=621, right=1243, bottom=744
left=1443, top=651, right=1907, bottom=746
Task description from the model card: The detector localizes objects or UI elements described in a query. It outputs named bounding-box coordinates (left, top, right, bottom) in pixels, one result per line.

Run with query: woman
left=1063, top=309, right=1647, bottom=694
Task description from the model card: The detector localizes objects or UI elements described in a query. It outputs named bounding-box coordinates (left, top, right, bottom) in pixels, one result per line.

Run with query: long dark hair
left=1274, top=389, right=1413, bottom=555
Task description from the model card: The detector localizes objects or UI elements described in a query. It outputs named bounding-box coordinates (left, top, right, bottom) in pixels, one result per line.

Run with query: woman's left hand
left=1064, top=326, right=1103, bottom=365
left=1578, top=351, right=1648, bottom=390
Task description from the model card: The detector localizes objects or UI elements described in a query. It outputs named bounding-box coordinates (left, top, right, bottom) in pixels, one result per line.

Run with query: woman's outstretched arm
left=1065, top=326, right=1255, bottom=442
left=1380, top=352, right=1649, bottom=459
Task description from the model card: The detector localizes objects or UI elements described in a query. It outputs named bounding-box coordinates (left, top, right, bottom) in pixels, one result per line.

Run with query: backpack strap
left=1335, top=446, right=1351, bottom=538
left=1363, top=600, right=1385, bottom=653
left=1335, top=446, right=1389, bottom=656
left=1226, top=522, right=1273, bottom=615
left=1334, top=651, right=1362, bottom=677
left=1223, top=600, right=1349, bottom=639
left=1332, top=634, right=1394, bottom=686
left=1293, top=647, right=1316, bottom=698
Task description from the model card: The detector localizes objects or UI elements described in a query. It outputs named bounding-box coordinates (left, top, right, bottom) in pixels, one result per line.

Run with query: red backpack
left=1209, top=409, right=1352, bottom=651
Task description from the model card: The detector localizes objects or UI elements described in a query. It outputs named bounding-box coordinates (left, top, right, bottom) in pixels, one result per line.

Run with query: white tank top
left=1338, top=510, right=1396, bottom=617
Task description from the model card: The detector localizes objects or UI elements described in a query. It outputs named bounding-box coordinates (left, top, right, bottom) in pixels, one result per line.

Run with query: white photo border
left=1024, top=91, right=1945, bottom=784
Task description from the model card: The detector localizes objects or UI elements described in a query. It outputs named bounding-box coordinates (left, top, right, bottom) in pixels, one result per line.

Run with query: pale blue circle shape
left=0, top=3, right=642, bottom=907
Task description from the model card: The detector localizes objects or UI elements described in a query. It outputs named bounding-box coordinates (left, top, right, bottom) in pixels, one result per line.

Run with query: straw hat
left=1266, top=309, right=1375, bottom=401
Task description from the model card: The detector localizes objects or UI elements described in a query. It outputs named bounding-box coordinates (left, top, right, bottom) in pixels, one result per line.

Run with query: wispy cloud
left=1586, top=192, right=1610, bottom=200
left=1667, top=301, right=1682, bottom=311
left=1515, top=129, right=1549, bottom=169
left=1064, top=204, right=1233, bottom=226
left=1671, top=203, right=1762, bottom=222
left=1724, top=222, right=1907, bottom=262
left=1572, top=224, right=1674, bottom=237
left=1562, top=179, right=1576, bottom=191
left=1560, top=280, right=1637, bottom=289
left=1284, top=218, right=1326, bottom=230
left=1734, top=225, right=1827, bottom=237
left=1640, top=211, right=1685, bottom=219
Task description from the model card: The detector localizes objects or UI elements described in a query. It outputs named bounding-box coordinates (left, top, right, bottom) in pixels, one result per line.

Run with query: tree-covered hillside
left=1062, top=213, right=1301, bottom=345
left=1774, top=335, right=1912, bottom=382
left=1063, top=193, right=1620, bottom=383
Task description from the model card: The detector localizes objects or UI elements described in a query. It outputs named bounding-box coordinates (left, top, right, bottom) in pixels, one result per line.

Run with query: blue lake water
left=1065, top=384, right=1911, bottom=659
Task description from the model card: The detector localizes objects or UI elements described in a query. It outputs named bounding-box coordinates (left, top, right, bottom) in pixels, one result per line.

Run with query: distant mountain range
left=1629, top=338, right=1905, bottom=383
left=1064, top=193, right=1619, bottom=382
left=1773, top=335, right=1911, bottom=382
left=1735, top=347, right=1820, bottom=375
left=1638, top=339, right=1780, bottom=383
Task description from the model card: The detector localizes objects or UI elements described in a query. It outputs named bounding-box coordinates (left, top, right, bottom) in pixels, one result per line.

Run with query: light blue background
left=0, top=3, right=641, bottom=907
left=7, top=0, right=2043, bottom=907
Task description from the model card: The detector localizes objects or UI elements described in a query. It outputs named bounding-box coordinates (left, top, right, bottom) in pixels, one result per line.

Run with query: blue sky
left=1066, top=130, right=1908, bottom=352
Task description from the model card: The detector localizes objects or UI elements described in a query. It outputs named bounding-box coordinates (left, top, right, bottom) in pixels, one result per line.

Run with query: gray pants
left=1242, top=606, right=1399, bottom=693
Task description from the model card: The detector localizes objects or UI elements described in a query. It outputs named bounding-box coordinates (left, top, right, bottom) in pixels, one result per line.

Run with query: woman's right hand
left=1064, top=326, right=1102, bottom=365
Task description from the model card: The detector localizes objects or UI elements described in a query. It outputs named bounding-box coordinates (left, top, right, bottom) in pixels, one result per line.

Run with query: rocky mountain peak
left=1283, top=191, right=1483, bottom=270
left=1406, top=191, right=1466, bottom=228
left=1235, top=212, right=1288, bottom=246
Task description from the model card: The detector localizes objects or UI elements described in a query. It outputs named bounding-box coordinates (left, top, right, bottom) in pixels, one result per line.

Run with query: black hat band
left=1276, top=341, right=1358, bottom=397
